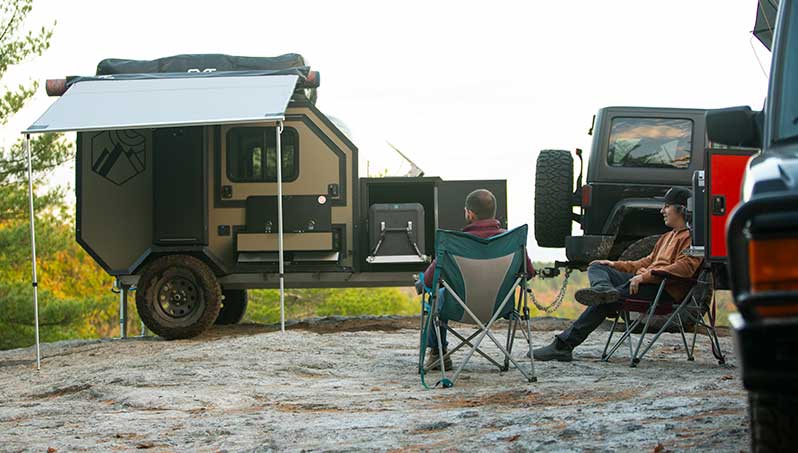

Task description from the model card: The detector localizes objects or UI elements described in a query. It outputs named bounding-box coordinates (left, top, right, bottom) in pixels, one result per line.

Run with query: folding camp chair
left=601, top=265, right=726, bottom=367
left=418, top=225, right=536, bottom=388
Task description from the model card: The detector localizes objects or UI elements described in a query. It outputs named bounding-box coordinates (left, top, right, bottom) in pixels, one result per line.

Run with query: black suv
left=708, top=0, right=798, bottom=450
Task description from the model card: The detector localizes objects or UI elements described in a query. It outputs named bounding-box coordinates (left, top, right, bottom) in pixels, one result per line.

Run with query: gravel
left=0, top=317, right=748, bottom=452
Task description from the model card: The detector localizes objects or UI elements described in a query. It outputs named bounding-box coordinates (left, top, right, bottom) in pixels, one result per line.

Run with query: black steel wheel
left=215, top=289, right=248, bottom=325
left=534, top=149, right=574, bottom=248
left=136, top=255, right=222, bottom=339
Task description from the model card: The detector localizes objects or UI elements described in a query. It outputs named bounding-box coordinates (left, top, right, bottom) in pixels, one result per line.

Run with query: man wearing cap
left=532, top=187, right=701, bottom=361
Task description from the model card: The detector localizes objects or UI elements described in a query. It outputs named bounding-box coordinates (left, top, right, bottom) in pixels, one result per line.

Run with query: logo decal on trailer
left=90, top=130, right=146, bottom=185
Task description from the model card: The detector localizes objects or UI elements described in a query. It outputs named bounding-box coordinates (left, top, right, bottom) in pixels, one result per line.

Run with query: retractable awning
left=24, top=74, right=299, bottom=133
left=22, top=73, right=299, bottom=368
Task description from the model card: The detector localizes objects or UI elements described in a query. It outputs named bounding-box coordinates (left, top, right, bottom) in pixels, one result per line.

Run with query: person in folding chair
left=533, top=187, right=701, bottom=362
left=416, top=189, right=534, bottom=374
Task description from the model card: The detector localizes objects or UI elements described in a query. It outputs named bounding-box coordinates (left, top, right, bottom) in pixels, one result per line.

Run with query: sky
left=3, top=0, right=772, bottom=262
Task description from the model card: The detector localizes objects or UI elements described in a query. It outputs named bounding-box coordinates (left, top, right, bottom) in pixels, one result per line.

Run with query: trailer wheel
left=749, top=391, right=798, bottom=452
left=136, top=255, right=222, bottom=339
left=534, top=149, right=574, bottom=248
left=215, top=289, right=248, bottom=325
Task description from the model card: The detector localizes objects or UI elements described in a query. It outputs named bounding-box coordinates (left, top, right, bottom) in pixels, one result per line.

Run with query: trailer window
left=226, top=127, right=298, bottom=182
left=607, top=118, right=692, bottom=169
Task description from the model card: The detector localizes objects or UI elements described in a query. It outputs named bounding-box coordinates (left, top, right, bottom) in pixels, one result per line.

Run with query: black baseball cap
left=657, top=187, right=691, bottom=206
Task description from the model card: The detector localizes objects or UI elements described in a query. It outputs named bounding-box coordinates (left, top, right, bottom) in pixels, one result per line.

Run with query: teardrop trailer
left=26, top=54, right=508, bottom=340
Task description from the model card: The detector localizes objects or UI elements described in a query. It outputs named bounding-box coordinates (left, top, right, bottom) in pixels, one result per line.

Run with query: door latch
left=711, top=195, right=726, bottom=216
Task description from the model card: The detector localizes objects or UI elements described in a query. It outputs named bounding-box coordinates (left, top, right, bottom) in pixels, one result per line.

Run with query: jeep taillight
left=748, top=236, right=798, bottom=316
left=581, top=185, right=592, bottom=208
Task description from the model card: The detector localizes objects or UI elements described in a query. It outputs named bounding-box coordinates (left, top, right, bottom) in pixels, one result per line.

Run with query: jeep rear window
left=226, top=127, right=298, bottom=182
left=607, top=118, right=692, bottom=169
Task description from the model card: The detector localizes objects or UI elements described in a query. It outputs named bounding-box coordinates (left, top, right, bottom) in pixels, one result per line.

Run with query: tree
left=0, top=0, right=71, bottom=223
left=0, top=0, right=99, bottom=350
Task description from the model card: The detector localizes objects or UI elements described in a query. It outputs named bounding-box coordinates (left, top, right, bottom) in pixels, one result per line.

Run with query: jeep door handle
left=712, top=195, right=726, bottom=216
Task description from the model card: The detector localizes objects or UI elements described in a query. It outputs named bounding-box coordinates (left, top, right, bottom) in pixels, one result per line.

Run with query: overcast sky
left=4, top=0, right=772, bottom=262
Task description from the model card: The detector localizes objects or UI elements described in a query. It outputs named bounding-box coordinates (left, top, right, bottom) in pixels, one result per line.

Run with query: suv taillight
left=749, top=237, right=798, bottom=316
left=581, top=184, right=592, bottom=208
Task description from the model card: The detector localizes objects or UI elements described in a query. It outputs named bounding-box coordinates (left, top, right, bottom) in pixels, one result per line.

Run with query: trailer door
left=153, top=126, right=207, bottom=245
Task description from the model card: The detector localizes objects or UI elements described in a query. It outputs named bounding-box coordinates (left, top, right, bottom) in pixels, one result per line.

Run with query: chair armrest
left=650, top=269, right=696, bottom=283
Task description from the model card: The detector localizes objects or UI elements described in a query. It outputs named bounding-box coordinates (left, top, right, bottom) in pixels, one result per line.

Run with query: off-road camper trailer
left=30, top=54, right=508, bottom=339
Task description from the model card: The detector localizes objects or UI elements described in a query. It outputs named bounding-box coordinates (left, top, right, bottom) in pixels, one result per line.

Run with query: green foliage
left=0, top=1, right=96, bottom=349
left=244, top=287, right=416, bottom=324
left=0, top=213, right=121, bottom=350
left=0, top=0, right=70, bottom=223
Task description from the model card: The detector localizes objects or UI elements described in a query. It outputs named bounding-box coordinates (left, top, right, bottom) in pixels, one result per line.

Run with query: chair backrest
left=431, top=225, right=528, bottom=324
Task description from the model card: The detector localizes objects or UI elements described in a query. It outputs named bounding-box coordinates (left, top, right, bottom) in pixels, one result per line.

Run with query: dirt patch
left=0, top=316, right=748, bottom=451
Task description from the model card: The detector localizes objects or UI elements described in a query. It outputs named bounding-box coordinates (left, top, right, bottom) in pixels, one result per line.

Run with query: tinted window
left=774, top=1, right=798, bottom=142
left=607, top=118, right=693, bottom=169
left=226, top=127, right=298, bottom=182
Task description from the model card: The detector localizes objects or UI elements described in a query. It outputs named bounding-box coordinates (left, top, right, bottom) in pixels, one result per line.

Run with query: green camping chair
left=419, top=225, right=536, bottom=388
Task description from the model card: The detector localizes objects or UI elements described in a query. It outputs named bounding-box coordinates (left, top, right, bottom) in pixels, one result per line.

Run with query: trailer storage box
left=367, top=203, right=426, bottom=264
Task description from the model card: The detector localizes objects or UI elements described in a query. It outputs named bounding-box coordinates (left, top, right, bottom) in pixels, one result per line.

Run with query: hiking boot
left=530, top=338, right=573, bottom=362
left=575, top=287, right=620, bottom=306
left=425, top=350, right=453, bottom=371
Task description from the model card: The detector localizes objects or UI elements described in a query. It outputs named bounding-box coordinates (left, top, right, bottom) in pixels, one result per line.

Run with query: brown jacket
left=612, top=228, right=701, bottom=301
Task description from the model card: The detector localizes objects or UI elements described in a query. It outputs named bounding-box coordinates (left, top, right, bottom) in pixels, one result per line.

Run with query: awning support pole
left=25, top=134, right=41, bottom=370
left=276, top=121, right=285, bottom=333
left=119, top=280, right=128, bottom=339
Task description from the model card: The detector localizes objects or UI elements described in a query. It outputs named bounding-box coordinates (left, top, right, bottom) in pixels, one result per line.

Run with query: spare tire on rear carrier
left=534, top=149, right=574, bottom=248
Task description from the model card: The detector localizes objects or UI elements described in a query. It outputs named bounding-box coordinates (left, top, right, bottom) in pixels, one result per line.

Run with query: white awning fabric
left=23, top=74, right=299, bottom=134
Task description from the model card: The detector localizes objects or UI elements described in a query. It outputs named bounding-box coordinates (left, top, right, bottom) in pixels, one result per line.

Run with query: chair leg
left=418, top=303, right=427, bottom=374
left=676, top=313, right=694, bottom=361
left=523, top=304, right=536, bottom=382
left=504, top=312, right=517, bottom=372
left=623, top=312, right=634, bottom=359
left=706, top=322, right=726, bottom=365
left=434, top=318, right=449, bottom=383
left=447, top=327, right=504, bottom=369
left=604, top=312, right=641, bottom=361
left=690, top=314, right=699, bottom=359
left=602, top=313, right=620, bottom=361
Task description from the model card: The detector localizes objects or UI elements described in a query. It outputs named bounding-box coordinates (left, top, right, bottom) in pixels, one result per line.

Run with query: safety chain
left=528, top=268, right=572, bottom=313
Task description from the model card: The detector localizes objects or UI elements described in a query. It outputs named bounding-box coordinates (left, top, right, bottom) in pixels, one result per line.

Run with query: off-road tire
left=618, top=235, right=661, bottom=261
left=136, top=255, right=222, bottom=339
left=534, top=149, right=574, bottom=248
left=749, top=391, right=798, bottom=452
left=215, top=289, right=248, bottom=325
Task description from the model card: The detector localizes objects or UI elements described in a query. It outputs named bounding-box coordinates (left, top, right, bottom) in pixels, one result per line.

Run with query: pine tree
left=0, top=0, right=71, bottom=223
left=0, top=0, right=93, bottom=350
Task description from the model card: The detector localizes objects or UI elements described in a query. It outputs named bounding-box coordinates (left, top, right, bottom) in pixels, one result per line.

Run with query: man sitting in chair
left=533, top=187, right=701, bottom=362
left=417, top=189, right=535, bottom=369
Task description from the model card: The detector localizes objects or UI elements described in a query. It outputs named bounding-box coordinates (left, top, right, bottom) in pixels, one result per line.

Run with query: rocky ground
left=0, top=317, right=748, bottom=452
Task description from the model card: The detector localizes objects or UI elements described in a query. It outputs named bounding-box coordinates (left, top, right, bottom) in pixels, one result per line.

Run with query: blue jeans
left=556, top=264, right=673, bottom=349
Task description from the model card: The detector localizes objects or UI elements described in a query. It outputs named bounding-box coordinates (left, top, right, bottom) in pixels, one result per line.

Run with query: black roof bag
left=96, top=53, right=307, bottom=75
